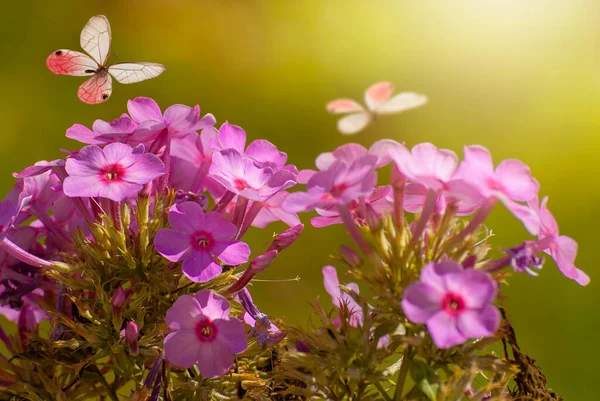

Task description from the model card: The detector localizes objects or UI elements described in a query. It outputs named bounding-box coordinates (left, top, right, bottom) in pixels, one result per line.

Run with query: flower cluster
left=0, top=96, right=583, bottom=400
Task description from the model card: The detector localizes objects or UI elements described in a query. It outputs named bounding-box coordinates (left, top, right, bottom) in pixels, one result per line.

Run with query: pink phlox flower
left=322, top=265, right=364, bottom=327
left=14, top=159, right=66, bottom=179
left=297, top=141, right=400, bottom=184
left=455, top=145, right=540, bottom=234
left=402, top=260, right=500, bottom=349
left=63, top=143, right=165, bottom=202
left=154, top=201, right=251, bottom=282
left=164, top=290, right=247, bottom=378
left=19, top=171, right=62, bottom=216
left=126, top=97, right=216, bottom=143
left=311, top=185, right=392, bottom=228
left=210, top=148, right=296, bottom=201
left=283, top=155, right=377, bottom=213
left=252, top=191, right=301, bottom=228
left=528, top=196, right=589, bottom=286
left=0, top=194, right=31, bottom=240
left=170, top=130, right=225, bottom=197
left=211, top=122, right=294, bottom=173
left=66, top=114, right=140, bottom=146
left=402, top=181, right=481, bottom=216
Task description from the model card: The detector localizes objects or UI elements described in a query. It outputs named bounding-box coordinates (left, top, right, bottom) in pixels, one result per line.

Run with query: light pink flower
left=322, top=265, right=363, bottom=327
left=154, top=202, right=251, bottom=282
left=455, top=145, right=540, bottom=234
left=528, top=196, right=589, bottom=286
left=66, top=114, right=140, bottom=146
left=164, top=290, right=247, bottom=377
left=63, top=143, right=165, bottom=202
left=252, top=191, right=301, bottom=228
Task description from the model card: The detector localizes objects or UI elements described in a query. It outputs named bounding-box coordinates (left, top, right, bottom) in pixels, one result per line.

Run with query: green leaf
left=410, top=359, right=440, bottom=401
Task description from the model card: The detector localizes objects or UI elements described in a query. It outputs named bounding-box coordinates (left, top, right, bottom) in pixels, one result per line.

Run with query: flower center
left=195, top=318, right=218, bottom=342
left=193, top=231, right=214, bottom=250
left=234, top=178, right=250, bottom=191
left=101, top=164, right=126, bottom=182
left=486, top=177, right=505, bottom=193
left=322, top=182, right=348, bottom=200
left=441, top=293, right=465, bottom=316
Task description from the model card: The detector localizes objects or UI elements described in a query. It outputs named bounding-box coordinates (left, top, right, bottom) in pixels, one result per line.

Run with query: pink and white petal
left=212, top=241, right=251, bottom=266
left=495, top=159, right=539, bottom=202
left=426, top=311, right=466, bottom=349
left=403, top=182, right=428, bottom=213
left=443, top=270, right=498, bottom=309
left=246, top=140, right=287, bottom=169
left=154, top=229, right=192, bottom=262
left=365, top=81, right=394, bottom=111
left=164, top=330, right=202, bottom=368
left=311, top=215, right=341, bottom=227
left=315, top=152, right=336, bottom=171
left=498, top=197, right=540, bottom=236
left=169, top=201, right=205, bottom=234
left=420, top=261, right=462, bottom=293
left=98, top=181, right=143, bottom=202
left=332, top=143, right=369, bottom=165
left=66, top=146, right=107, bottom=175
left=62, top=175, right=105, bottom=199
left=66, top=124, right=104, bottom=145
left=454, top=145, right=494, bottom=189
left=401, top=282, right=443, bottom=323
left=165, top=294, right=203, bottom=329
left=282, top=190, right=323, bottom=213
left=193, top=113, right=217, bottom=131
left=368, top=139, right=404, bottom=167
left=551, top=236, right=590, bottom=285
left=127, top=97, right=163, bottom=123
left=387, top=143, right=414, bottom=179
left=164, top=104, right=200, bottom=132
left=322, top=265, right=341, bottom=300
left=537, top=196, right=559, bottom=237
left=456, top=306, right=500, bottom=339
left=376, top=92, right=428, bottom=114
left=124, top=154, right=165, bottom=184
left=267, top=205, right=301, bottom=227
left=204, top=212, right=237, bottom=241
left=210, top=149, right=246, bottom=182
left=193, top=290, right=231, bottom=320
left=337, top=112, right=372, bottom=135
left=326, top=98, right=364, bottom=114
left=182, top=250, right=223, bottom=282
left=214, top=318, right=248, bottom=354
left=216, top=122, right=246, bottom=154
left=196, top=341, right=235, bottom=378
left=297, top=169, right=317, bottom=184
left=102, top=142, right=137, bottom=165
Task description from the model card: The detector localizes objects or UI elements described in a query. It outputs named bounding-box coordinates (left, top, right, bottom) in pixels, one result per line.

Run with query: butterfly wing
left=375, top=92, right=428, bottom=115
left=337, top=112, right=372, bottom=135
left=107, top=63, right=166, bottom=84
left=46, top=50, right=98, bottom=76
left=77, top=73, right=113, bottom=104
left=80, top=15, right=112, bottom=66
left=326, top=99, right=364, bottom=114
left=365, top=81, right=394, bottom=111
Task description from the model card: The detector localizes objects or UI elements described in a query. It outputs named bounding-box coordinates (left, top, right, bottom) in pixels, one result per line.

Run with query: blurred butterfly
left=326, top=82, right=428, bottom=135
left=46, top=15, right=166, bottom=105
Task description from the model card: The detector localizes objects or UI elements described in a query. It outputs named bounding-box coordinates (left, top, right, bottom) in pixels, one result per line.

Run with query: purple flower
left=402, top=260, right=500, bottom=349
left=284, top=155, right=377, bottom=213
left=322, top=265, right=363, bottom=327
left=252, top=191, right=300, bottom=228
left=154, top=201, right=251, bottom=282
left=164, top=290, right=247, bottom=377
left=66, top=114, right=140, bottom=146
left=63, top=143, right=165, bottom=202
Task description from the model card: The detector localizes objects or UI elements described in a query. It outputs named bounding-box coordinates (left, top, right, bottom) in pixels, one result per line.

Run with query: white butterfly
left=326, top=82, right=428, bottom=135
left=46, top=15, right=166, bottom=105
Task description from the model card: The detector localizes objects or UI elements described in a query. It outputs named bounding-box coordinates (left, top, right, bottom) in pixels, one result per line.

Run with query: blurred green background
left=1, top=0, right=598, bottom=399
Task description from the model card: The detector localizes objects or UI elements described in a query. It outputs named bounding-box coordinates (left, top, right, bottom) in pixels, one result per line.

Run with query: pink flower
left=402, top=261, right=500, bottom=349
left=311, top=185, right=392, bottom=228
left=455, top=145, right=540, bottom=234
left=66, top=114, right=140, bottom=146
left=283, top=155, right=377, bottom=213
left=154, top=201, right=251, bottom=282
left=164, top=290, right=247, bottom=377
left=63, top=143, right=165, bottom=202
left=252, top=191, right=301, bottom=228
left=126, top=97, right=216, bottom=143
left=322, top=265, right=363, bottom=327
left=528, top=196, right=590, bottom=286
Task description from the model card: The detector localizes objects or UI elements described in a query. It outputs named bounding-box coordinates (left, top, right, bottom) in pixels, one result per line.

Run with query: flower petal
left=164, top=330, right=201, bottom=368
left=204, top=211, right=237, bottom=241
left=182, top=250, right=222, bottom=282
left=456, top=306, right=500, bottom=339
left=127, top=97, right=163, bottom=123
left=214, top=318, right=248, bottom=354
left=212, top=241, right=251, bottom=266
left=165, top=294, right=203, bottom=329
left=154, top=229, right=192, bottom=262
left=426, top=311, right=466, bottom=349
left=193, top=290, right=231, bottom=319
left=196, top=341, right=235, bottom=378
left=169, top=201, right=205, bottom=235
left=401, top=282, right=443, bottom=323
left=443, top=270, right=498, bottom=309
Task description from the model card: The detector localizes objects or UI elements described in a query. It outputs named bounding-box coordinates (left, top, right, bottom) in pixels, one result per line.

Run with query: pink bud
left=125, top=321, right=139, bottom=356
left=339, top=245, right=362, bottom=268
left=111, top=286, right=129, bottom=308
left=365, top=203, right=381, bottom=231
left=267, top=224, right=304, bottom=252
left=227, top=250, right=279, bottom=294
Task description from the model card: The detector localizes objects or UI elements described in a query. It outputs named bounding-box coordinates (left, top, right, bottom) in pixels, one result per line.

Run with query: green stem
left=374, top=380, right=393, bottom=401
left=394, top=351, right=412, bottom=401
left=94, top=368, right=119, bottom=401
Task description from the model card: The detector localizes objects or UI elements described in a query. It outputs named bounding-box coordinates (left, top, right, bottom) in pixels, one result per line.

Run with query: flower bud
left=125, top=321, right=139, bottom=356
left=267, top=224, right=303, bottom=252
left=111, top=286, right=132, bottom=330
left=175, top=190, right=208, bottom=211
left=365, top=203, right=381, bottom=232
left=338, top=245, right=362, bottom=268
left=227, top=250, right=278, bottom=294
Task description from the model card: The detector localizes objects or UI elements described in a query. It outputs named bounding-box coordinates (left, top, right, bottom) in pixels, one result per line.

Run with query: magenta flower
left=528, top=196, right=589, bottom=286
left=252, top=191, right=301, bottom=228
left=283, top=155, right=377, bottom=213
left=63, top=143, right=165, bottom=202
left=402, top=260, right=500, bottom=349
left=154, top=201, right=251, bottom=282
left=322, top=265, right=363, bottom=327
left=164, top=290, right=247, bottom=377
left=455, top=145, right=540, bottom=234
left=66, top=114, right=140, bottom=146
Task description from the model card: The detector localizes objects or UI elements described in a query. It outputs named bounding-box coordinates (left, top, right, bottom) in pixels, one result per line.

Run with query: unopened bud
left=175, top=190, right=209, bottom=211
left=365, top=203, right=382, bottom=232
left=112, top=286, right=132, bottom=331
left=227, top=250, right=278, bottom=293
left=338, top=245, right=362, bottom=268
left=125, top=321, right=139, bottom=356
left=267, top=224, right=304, bottom=252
